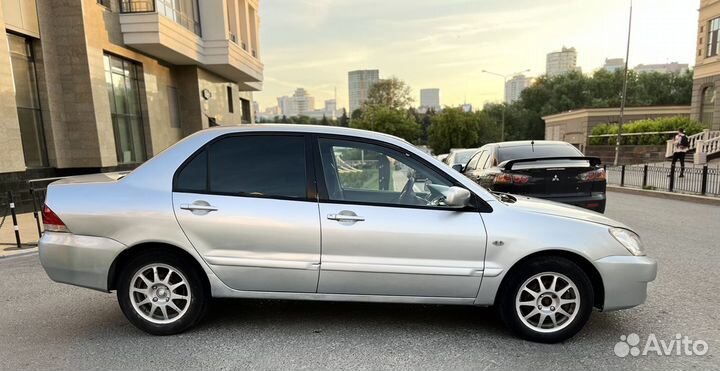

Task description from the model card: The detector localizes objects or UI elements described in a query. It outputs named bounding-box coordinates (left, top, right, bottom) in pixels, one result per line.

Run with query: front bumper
left=594, top=255, right=657, bottom=311
left=39, top=232, right=127, bottom=292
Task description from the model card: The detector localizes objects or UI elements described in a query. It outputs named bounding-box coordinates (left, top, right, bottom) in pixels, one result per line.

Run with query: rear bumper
left=532, top=192, right=606, bottom=212
left=594, top=255, right=657, bottom=311
left=38, top=232, right=127, bottom=292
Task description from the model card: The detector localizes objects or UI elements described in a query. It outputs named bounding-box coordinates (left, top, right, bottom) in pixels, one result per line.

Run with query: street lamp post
left=614, top=0, right=633, bottom=166
left=482, top=69, right=530, bottom=142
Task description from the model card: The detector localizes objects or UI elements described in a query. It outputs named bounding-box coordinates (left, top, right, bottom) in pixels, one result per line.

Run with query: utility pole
left=482, top=69, right=531, bottom=142
left=614, top=0, right=633, bottom=166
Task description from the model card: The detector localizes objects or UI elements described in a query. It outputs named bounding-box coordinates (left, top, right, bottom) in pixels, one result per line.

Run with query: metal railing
left=119, top=0, right=155, bottom=12
left=606, top=164, right=720, bottom=197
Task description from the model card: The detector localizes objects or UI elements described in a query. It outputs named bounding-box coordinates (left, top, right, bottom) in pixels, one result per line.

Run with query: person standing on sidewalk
left=670, top=128, right=689, bottom=178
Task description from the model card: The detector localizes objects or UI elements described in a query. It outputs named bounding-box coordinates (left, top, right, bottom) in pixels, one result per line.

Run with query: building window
left=167, top=86, right=181, bottom=128
left=120, top=0, right=200, bottom=35
left=708, top=18, right=720, bottom=57
left=104, top=53, right=147, bottom=164
left=227, top=86, right=234, bottom=113
left=701, top=86, right=716, bottom=125
left=240, top=98, right=251, bottom=123
left=8, top=33, right=48, bottom=168
left=97, top=0, right=112, bottom=9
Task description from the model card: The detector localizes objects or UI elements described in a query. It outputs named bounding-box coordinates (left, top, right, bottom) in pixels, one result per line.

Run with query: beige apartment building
left=692, top=0, right=720, bottom=130
left=1, top=0, right=263, bottom=205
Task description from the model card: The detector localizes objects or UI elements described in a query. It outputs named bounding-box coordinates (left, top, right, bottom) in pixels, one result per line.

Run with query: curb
left=0, top=247, right=38, bottom=259
left=607, top=185, right=720, bottom=206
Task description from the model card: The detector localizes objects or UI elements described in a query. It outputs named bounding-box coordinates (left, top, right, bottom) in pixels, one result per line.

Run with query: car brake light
left=494, top=173, right=530, bottom=185
left=578, top=169, right=606, bottom=182
left=42, top=205, right=68, bottom=232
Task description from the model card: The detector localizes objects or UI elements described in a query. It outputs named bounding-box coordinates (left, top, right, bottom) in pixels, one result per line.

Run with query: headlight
left=609, top=228, right=645, bottom=256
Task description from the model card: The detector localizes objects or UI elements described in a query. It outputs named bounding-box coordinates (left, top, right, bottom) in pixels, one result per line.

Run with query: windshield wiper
left=492, top=192, right=517, bottom=203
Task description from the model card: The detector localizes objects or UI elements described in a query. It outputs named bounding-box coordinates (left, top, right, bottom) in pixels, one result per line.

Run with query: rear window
left=497, top=144, right=582, bottom=162
left=452, top=150, right=478, bottom=165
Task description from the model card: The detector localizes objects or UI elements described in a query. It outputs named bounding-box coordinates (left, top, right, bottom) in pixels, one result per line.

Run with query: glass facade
left=104, top=54, right=147, bottom=164
left=8, top=33, right=48, bottom=168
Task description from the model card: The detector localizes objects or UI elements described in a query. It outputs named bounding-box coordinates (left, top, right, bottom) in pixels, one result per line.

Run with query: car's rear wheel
left=498, top=257, right=593, bottom=343
left=117, top=251, right=208, bottom=335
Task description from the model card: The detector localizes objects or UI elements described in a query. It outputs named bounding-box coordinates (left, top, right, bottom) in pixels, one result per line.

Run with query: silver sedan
left=38, top=125, right=656, bottom=343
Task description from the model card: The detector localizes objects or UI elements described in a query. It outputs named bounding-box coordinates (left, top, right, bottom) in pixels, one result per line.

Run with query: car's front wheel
left=499, top=256, right=594, bottom=343
left=117, top=251, right=208, bottom=335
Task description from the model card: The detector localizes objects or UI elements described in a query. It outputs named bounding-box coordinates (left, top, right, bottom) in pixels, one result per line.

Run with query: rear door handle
left=180, top=203, right=218, bottom=212
left=327, top=213, right=365, bottom=222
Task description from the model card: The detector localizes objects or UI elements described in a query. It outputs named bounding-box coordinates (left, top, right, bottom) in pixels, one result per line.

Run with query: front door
left=172, top=134, right=321, bottom=293
left=314, top=137, right=488, bottom=298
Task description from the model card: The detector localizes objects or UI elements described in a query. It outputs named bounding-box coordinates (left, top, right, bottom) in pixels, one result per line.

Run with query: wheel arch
left=494, top=249, right=605, bottom=310
left=107, top=242, right=210, bottom=293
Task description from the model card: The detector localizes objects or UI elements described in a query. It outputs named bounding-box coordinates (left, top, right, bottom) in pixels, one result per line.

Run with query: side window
left=207, top=135, right=307, bottom=199
left=318, top=138, right=454, bottom=207
left=477, top=151, right=491, bottom=170
left=466, top=151, right=484, bottom=170
left=175, top=149, right=207, bottom=193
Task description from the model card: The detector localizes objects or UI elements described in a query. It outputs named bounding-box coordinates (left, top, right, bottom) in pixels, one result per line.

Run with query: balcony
left=118, top=0, right=263, bottom=89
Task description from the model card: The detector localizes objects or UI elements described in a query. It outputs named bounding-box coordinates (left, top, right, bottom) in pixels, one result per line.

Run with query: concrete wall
left=0, top=3, right=26, bottom=173
left=585, top=145, right=668, bottom=165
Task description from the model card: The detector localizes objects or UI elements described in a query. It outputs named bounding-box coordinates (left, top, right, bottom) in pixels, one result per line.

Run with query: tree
left=366, top=77, right=413, bottom=111
left=351, top=104, right=420, bottom=142
left=351, top=108, right=363, bottom=120
left=338, top=109, right=349, bottom=127
left=483, top=102, right=544, bottom=141
left=428, top=107, right=499, bottom=154
left=320, top=114, right=330, bottom=126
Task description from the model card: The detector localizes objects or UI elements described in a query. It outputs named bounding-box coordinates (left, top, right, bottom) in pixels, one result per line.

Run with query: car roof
left=202, top=124, right=406, bottom=143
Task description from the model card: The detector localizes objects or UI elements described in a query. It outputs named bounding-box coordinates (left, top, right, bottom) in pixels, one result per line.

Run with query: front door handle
left=327, top=213, right=365, bottom=222
left=180, top=203, right=218, bottom=212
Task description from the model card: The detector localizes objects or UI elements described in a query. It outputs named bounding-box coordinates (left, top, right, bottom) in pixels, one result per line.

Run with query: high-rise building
left=546, top=47, right=578, bottom=77
left=634, top=62, right=689, bottom=74
left=348, top=69, right=379, bottom=112
left=0, top=0, right=264, bottom=206
left=504, top=75, right=533, bottom=104
left=461, top=104, right=473, bottom=113
left=419, top=88, right=441, bottom=111
left=277, top=88, right=315, bottom=117
left=603, top=58, right=625, bottom=72
left=691, top=0, right=720, bottom=130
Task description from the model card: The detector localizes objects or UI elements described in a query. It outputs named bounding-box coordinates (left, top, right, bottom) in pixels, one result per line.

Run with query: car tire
left=498, top=256, right=594, bottom=343
left=117, top=251, right=208, bottom=335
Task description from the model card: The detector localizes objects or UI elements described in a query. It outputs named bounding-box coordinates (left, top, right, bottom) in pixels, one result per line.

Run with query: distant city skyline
left=255, top=0, right=696, bottom=111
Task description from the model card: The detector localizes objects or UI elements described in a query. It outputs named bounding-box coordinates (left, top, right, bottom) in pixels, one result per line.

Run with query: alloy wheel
left=129, top=263, right=192, bottom=324
left=515, top=272, right=580, bottom=333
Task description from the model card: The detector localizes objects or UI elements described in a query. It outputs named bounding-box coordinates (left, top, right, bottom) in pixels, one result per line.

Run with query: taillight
left=42, top=205, right=68, bottom=232
left=494, top=173, right=530, bottom=185
left=577, top=169, right=606, bottom=182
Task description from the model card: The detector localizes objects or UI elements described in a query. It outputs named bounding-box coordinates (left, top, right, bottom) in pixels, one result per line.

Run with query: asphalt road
left=0, top=191, right=718, bottom=370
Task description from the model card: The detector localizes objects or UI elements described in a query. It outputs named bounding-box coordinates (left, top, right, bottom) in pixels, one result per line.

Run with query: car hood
left=504, top=194, right=632, bottom=230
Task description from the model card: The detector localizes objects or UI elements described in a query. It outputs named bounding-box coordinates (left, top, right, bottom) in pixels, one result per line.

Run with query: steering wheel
left=395, top=176, right=418, bottom=204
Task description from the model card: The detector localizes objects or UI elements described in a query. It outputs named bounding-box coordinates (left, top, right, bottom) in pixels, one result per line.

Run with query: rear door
left=172, top=134, right=321, bottom=293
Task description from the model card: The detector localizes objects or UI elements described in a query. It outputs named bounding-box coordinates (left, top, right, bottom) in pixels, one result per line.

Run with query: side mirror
left=451, top=164, right=464, bottom=172
left=445, top=186, right=471, bottom=208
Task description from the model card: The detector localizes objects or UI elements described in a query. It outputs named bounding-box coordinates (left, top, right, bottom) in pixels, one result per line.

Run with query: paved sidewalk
left=0, top=211, right=41, bottom=257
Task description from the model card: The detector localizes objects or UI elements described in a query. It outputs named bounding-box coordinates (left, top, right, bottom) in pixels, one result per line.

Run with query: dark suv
left=460, top=141, right=607, bottom=212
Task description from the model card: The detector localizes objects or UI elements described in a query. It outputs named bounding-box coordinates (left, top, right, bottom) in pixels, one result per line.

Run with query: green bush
left=588, top=116, right=706, bottom=145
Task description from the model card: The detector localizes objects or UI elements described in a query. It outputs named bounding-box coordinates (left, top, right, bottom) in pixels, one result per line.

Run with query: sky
left=254, top=0, right=699, bottom=112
